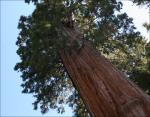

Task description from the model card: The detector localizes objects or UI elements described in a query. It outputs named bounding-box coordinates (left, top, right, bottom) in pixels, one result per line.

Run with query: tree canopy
left=15, top=0, right=150, bottom=116
left=132, top=0, right=150, bottom=7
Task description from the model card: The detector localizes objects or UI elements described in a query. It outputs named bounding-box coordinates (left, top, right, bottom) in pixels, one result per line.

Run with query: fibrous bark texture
left=61, top=28, right=150, bottom=117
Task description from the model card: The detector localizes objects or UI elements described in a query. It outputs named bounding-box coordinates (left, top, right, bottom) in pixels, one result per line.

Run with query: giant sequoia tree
left=15, top=0, right=150, bottom=116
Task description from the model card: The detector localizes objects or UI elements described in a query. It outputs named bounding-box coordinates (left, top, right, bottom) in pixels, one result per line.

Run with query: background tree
left=15, top=0, right=150, bottom=116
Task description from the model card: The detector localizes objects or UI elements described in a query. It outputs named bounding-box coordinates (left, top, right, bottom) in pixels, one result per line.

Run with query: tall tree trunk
left=60, top=28, right=150, bottom=117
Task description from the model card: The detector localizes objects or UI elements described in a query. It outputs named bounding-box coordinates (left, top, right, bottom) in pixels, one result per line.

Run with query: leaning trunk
left=60, top=28, right=150, bottom=117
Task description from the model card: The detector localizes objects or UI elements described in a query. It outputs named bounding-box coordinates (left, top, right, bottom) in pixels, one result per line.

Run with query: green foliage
left=116, top=41, right=150, bottom=94
left=25, top=0, right=38, bottom=4
left=132, top=0, right=150, bottom=7
left=15, top=0, right=150, bottom=116
left=107, top=38, right=150, bottom=95
left=143, top=23, right=150, bottom=31
left=15, top=3, right=72, bottom=114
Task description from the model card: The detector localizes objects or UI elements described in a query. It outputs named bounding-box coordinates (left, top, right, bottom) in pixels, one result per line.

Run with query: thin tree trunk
left=60, top=28, right=150, bottom=117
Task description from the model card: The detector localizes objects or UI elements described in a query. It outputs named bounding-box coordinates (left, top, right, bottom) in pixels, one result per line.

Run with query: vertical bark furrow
left=60, top=29, right=150, bottom=117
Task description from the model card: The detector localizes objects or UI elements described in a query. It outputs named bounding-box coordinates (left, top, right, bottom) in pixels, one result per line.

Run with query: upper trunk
left=60, top=28, right=150, bottom=117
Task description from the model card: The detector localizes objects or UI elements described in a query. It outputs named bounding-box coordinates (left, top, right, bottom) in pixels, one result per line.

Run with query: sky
left=121, top=1, right=149, bottom=41
left=1, top=1, right=73, bottom=116
left=0, top=0, right=149, bottom=117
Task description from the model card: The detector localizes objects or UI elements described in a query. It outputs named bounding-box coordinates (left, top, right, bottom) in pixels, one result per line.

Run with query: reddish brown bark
left=60, top=28, right=150, bottom=117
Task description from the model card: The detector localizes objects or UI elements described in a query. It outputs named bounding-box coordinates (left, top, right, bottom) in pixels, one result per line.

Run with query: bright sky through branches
left=1, top=0, right=149, bottom=116
left=121, top=1, right=150, bottom=41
